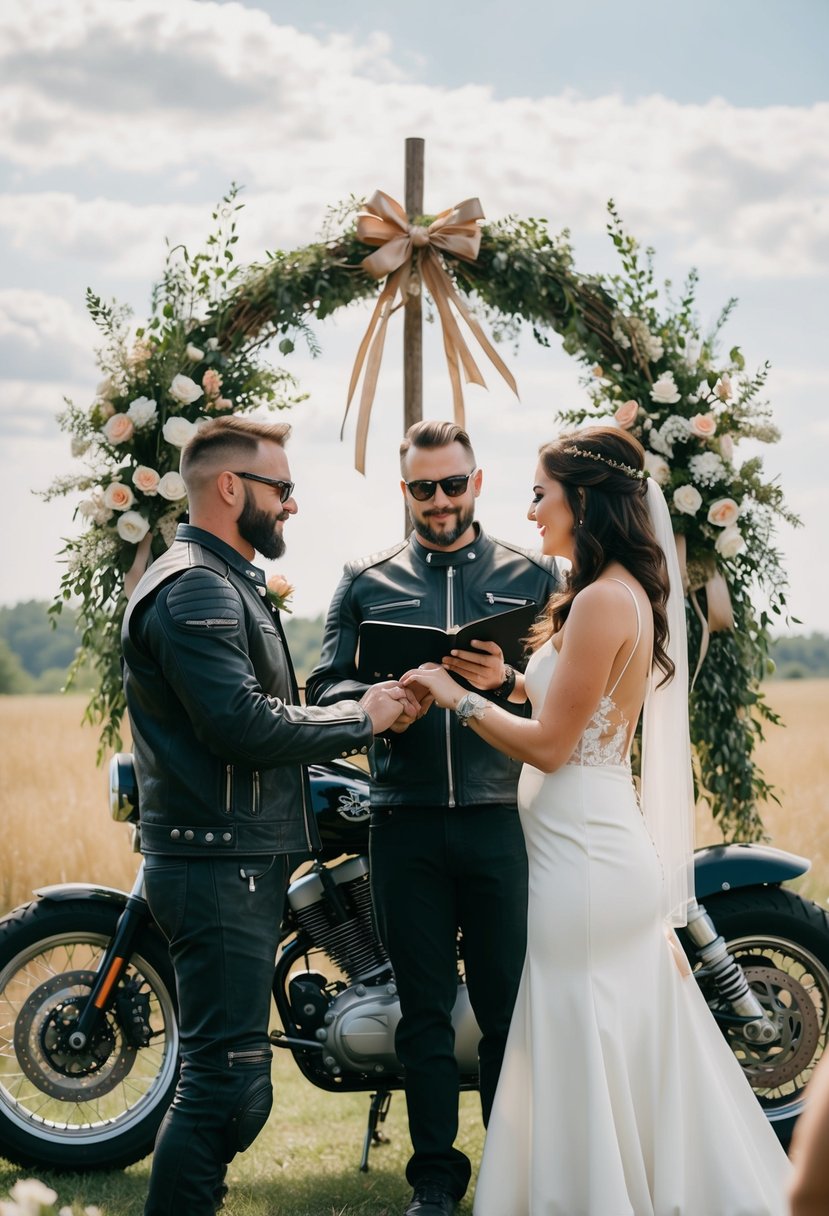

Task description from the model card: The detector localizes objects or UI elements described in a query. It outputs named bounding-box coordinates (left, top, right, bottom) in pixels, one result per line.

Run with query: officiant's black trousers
left=370, top=803, right=528, bottom=1201
left=142, top=854, right=289, bottom=1216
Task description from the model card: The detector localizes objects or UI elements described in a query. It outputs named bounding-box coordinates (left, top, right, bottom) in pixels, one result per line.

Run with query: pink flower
left=690, top=414, right=717, bottom=439
left=614, top=400, right=639, bottom=429
left=202, top=369, right=222, bottom=398
left=266, top=573, right=294, bottom=612
left=707, top=497, right=740, bottom=527
left=212, top=396, right=233, bottom=412
left=102, top=412, right=135, bottom=444
left=103, top=481, right=135, bottom=511
left=133, top=465, right=161, bottom=495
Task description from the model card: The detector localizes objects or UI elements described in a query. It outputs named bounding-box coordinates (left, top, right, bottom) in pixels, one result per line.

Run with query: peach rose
left=690, top=413, right=717, bottom=439
left=614, top=400, right=639, bottom=429
left=103, top=482, right=135, bottom=512
left=202, top=369, right=222, bottom=398
left=707, top=497, right=740, bottom=528
left=102, top=412, right=134, bottom=444
left=133, top=465, right=161, bottom=495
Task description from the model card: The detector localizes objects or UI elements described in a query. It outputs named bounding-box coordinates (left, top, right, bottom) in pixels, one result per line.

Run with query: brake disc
left=734, top=963, right=820, bottom=1088
left=14, top=969, right=136, bottom=1101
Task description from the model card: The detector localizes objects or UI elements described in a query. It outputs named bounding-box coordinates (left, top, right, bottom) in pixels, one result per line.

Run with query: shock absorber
left=684, top=900, right=778, bottom=1044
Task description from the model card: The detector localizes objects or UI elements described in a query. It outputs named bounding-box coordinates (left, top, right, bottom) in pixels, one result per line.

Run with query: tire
left=684, top=885, right=829, bottom=1149
left=0, top=897, right=179, bottom=1171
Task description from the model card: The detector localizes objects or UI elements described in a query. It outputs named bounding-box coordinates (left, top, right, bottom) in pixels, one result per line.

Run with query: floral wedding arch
left=47, top=187, right=797, bottom=841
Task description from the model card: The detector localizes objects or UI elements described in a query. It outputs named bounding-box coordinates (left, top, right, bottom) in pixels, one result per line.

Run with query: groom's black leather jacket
left=306, top=526, right=559, bottom=808
left=122, top=524, right=374, bottom=857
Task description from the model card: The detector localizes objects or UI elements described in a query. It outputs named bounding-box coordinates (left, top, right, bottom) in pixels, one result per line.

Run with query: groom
left=306, top=420, right=558, bottom=1216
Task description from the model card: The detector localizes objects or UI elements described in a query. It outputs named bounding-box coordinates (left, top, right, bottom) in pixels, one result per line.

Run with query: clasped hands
left=361, top=641, right=507, bottom=735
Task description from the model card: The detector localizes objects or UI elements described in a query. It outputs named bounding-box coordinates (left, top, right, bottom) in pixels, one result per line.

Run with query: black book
left=357, top=601, right=539, bottom=682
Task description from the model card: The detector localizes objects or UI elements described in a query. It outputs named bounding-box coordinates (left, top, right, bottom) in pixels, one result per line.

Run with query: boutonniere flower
left=266, top=573, right=294, bottom=613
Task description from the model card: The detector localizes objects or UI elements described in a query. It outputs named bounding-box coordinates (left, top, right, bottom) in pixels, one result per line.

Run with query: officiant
left=306, top=420, right=558, bottom=1216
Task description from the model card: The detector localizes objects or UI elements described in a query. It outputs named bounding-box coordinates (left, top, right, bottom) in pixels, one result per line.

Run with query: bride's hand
left=400, top=663, right=464, bottom=710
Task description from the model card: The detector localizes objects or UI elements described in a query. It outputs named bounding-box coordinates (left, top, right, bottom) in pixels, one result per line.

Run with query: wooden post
left=403, top=137, right=424, bottom=434
left=403, top=137, right=424, bottom=535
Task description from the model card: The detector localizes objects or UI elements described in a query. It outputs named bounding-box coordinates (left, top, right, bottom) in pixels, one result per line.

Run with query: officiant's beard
left=411, top=502, right=475, bottom=548
left=238, top=488, right=287, bottom=560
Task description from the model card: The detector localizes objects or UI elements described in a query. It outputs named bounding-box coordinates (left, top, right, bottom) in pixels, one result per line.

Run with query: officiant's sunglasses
left=234, top=471, right=295, bottom=502
left=404, top=470, right=477, bottom=502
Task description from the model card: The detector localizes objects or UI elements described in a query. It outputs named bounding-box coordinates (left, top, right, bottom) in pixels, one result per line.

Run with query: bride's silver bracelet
left=454, top=692, right=489, bottom=727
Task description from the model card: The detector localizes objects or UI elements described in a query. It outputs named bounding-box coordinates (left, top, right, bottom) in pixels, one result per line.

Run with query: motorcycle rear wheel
left=0, top=896, right=179, bottom=1170
left=686, top=885, right=829, bottom=1148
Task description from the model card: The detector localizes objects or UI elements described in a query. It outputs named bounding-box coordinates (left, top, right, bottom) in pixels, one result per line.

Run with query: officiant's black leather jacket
left=306, top=526, right=559, bottom=808
left=122, top=524, right=374, bottom=857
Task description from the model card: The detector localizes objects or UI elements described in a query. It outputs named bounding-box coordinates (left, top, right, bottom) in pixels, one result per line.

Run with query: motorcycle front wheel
left=0, top=896, right=179, bottom=1170
left=688, top=885, right=829, bottom=1148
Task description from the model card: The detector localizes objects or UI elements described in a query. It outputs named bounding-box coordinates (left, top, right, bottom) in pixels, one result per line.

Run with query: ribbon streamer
left=675, top=535, right=735, bottom=690
left=124, top=532, right=152, bottom=600
left=343, top=190, right=518, bottom=473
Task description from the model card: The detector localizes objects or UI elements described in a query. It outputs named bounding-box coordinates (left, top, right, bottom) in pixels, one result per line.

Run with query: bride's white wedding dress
left=473, top=588, right=790, bottom=1216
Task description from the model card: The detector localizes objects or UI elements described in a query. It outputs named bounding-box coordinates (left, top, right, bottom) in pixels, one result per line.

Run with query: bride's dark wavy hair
left=528, top=426, right=674, bottom=683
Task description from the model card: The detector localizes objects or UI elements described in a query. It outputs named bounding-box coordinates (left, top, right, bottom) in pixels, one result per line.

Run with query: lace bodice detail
left=523, top=579, right=642, bottom=769
left=569, top=693, right=630, bottom=767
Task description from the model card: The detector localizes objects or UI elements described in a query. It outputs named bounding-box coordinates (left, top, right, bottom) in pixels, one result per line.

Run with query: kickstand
left=359, top=1088, right=392, bottom=1172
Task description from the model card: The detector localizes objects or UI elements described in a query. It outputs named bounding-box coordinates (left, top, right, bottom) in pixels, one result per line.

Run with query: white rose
left=169, top=373, right=203, bottom=404
left=127, top=395, right=158, bottom=429
left=186, top=343, right=205, bottom=361
left=719, top=433, right=734, bottom=462
left=650, top=372, right=681, bottom=405
left=157, top=471, right=188, bottom=501
left=133, top=465, right=161, bottom=495
left=206, top=337, right=220, bottom=351
left=116, top=510, right=150, bottom=543
left=643, top=452, right=670, bottom=485
left=707, top=497, right=740, bottom=527
left=715, top=524, right=745, bottom=558
left=103, top=482, right=135, bottom=511
left=163, top=416, right=198, bottom=447
left=11, top=1180, right=58, bottom=1208
left=102, top=412, right=134, bottom=444
left=673, top=484, right=703, bottom=516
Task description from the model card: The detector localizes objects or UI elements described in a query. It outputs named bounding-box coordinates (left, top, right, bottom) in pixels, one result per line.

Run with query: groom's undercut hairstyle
left=180, top=416, right=291, bottom=496
left=399, top=419, right=476, bottom=473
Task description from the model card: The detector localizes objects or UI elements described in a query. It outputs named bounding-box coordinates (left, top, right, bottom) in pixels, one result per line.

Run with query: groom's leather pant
left=142, top=853, right=289, bottom=1216
left=370, top=803, right=528, bottom=1201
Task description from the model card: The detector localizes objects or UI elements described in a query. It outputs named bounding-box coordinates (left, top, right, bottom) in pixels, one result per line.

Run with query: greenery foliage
left=47, top=190, right=796, bottom=836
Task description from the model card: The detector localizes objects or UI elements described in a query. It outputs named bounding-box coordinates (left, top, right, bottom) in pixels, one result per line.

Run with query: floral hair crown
left=562, top=445, right=647, bottom=481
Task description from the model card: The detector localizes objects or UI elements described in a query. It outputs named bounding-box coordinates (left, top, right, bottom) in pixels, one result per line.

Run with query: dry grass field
left=0, top=681, right=827, bottom=914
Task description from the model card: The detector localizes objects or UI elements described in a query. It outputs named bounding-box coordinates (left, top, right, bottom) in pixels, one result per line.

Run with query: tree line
left=1, top=600, right=827, bottom=696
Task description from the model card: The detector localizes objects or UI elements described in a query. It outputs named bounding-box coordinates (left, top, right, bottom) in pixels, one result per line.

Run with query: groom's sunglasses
left=404, top=470, right=476, bottom=502
left=235, top=471, right=295, bottom=503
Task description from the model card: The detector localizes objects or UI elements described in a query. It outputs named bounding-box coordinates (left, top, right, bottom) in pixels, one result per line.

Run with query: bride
left=402, top=427, right=790, bottom=1216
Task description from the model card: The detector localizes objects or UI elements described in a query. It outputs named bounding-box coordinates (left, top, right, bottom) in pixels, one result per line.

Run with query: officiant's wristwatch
left=454, top=692, right=489, bottom=727
left=492, top=663, right=516, bottom=699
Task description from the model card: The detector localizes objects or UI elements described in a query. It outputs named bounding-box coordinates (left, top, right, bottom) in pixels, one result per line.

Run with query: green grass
left=0, top=1050, right=486, bottom=1214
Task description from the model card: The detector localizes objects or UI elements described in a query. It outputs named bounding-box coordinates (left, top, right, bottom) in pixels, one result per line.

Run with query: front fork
left=685, top=899, right=778, bottom=1044
left=66, top=864, right=151, bottom=1050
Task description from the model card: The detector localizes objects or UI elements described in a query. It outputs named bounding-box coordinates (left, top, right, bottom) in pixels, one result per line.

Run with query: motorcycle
left=0, top=752, right=828, bottom=1174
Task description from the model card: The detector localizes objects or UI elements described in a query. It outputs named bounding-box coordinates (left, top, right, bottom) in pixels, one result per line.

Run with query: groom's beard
left=238, top=488, right=287, bottom=560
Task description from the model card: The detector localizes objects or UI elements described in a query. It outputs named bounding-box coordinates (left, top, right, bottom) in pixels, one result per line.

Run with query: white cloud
left=0, top=291, right=94, bottom=381
left=0, top=1, right=827, bottom=279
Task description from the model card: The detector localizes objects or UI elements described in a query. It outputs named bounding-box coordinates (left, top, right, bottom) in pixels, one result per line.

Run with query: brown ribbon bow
left=675, top=534, right=735, bottom=689
left=343, top=190, right=518, bottom=473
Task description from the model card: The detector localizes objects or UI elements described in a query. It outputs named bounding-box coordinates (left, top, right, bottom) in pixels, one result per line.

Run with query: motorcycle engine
left=286, top=856, right=481, bottom=1078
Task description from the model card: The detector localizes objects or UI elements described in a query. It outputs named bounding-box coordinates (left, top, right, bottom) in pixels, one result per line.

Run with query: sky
left=1, top=0, right=827, bottom=631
